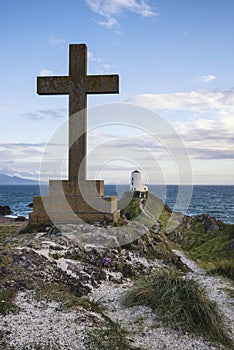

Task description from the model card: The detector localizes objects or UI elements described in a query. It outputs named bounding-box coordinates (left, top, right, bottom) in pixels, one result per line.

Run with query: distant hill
left=0, top=174, right=39, bottom=185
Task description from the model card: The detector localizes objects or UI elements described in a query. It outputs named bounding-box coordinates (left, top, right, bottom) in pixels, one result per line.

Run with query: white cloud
left=0, top=143, right=45, bottom=162
left=98, top=17, right=119, bottom=28
left=125, top=89, right=234, bottom=162
left=0, top=142, right=67, bottom=182
left=85, top=0, right=156, bottom=17
left=49, top=36, right=66, bottom=48
left=88, top=50, right=115, bottom=73
left=177, top=117, right=234, bottom=159
left=198, top=74, right=216, bottom=83
left=23, top=109, right=66, bottom=122
left=100, top=64, right=116, bottom=73
left=39, top=69, right=53, bottom=76
left=127, top=90, right=234, bottom=115
left=0, top=106, right=9, bottom=112
left=85, top=0, right=156, bottom=28
left=0, top=164, right=42, bottom=181
left=88, top=51, right=104, bottom=63
left=88, top=51, right=94, bottom=59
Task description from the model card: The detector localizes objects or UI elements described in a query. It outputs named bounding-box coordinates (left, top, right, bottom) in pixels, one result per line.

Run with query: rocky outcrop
left=0, top=218, right=190, bottom=305
left=167, top=213, right=221, bottom=247
left=184, top=214, right=220, bottom=233
left=0, top=205, right=13, bottom=216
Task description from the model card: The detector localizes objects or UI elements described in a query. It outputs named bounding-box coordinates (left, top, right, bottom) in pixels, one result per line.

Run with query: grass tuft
left=122, top=269, right=233, bottom=349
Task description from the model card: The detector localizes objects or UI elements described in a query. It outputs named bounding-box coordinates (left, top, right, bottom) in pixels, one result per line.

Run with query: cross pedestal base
left=29, top=180, right=120, bottom=225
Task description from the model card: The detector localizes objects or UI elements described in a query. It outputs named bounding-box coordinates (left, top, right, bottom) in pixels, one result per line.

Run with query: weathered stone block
left=49, top=180, right=104, bottom=197
left=29, top=212, right=51, bottom=226
left=30, top=180, right=119, bottom=225
left=29, top=208, right=120, bottom=225
left=35, top=195, right=117, bottom=213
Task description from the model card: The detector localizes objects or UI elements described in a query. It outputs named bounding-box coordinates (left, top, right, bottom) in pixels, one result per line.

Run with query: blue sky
left=0, top=0, right=234, bottom=184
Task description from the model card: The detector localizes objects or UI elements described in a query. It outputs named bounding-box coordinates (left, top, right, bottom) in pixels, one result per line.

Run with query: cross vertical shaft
left=69, top=44, right=87, bottom=181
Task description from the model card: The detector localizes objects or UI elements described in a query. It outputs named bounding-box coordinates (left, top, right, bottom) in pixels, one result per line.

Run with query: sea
left=0, top=185, right=233, bottom=224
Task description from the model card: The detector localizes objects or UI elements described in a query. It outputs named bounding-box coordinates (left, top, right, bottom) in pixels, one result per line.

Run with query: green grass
left=85, top=321, right=141, bottom=350
left=118, top=192, right=173, bottom=230
left=144, top=193, right=181, bottom=233
left=122, top=269, right=233, bottom=349
left=34, top=282, right=106, bottom=313
left=19, top=223, right=59, bottom=234
left=145, top=193, right=171, bottom=221
left=0, top=288, right=17, bottom=315
left=175, top=222, right=234, bottom=260
left=0, top=223, right=23, bottom=244
left=119, top=197, right=142, bottom=220
left=189, top=236, right=229, bottom=261
left=117, top=195, right=155, bottom=229
left=210, top=259, right=234, bottom=281
left=168, top=218, right=234, bottom=280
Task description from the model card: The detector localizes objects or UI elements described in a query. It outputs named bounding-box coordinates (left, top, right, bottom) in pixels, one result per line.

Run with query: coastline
left=0, top=184, right=234, bottom=224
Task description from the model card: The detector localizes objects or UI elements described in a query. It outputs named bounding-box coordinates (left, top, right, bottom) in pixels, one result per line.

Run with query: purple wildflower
left=103, top=257, right=112, bottom=267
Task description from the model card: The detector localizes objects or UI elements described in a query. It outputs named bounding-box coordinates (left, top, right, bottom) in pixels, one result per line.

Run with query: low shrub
left=122, top=269, right=233, bottom=349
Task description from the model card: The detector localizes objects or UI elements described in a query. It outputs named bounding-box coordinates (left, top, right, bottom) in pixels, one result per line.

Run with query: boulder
left=0, top=205, right=13, bottom=216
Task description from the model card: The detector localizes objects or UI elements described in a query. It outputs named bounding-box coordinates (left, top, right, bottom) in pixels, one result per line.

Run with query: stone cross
left=37, top=44, right=119, bottom=181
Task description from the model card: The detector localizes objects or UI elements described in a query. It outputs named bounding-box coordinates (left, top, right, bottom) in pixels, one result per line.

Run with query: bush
left=122, top=269, right=233, bottom=349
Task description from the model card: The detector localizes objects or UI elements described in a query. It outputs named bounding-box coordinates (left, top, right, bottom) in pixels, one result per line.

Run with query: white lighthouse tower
left=130, top=170, right=148, bottom=198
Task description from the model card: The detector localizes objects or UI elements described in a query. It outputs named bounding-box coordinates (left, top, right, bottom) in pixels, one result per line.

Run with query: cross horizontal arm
left=37, top=76, right=70, bottom=95
left=86, top=75, right=119, bottom=94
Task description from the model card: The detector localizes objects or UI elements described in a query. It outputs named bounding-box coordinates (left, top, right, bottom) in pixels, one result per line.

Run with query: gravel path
left=0, top=292, right=90, bottom=349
